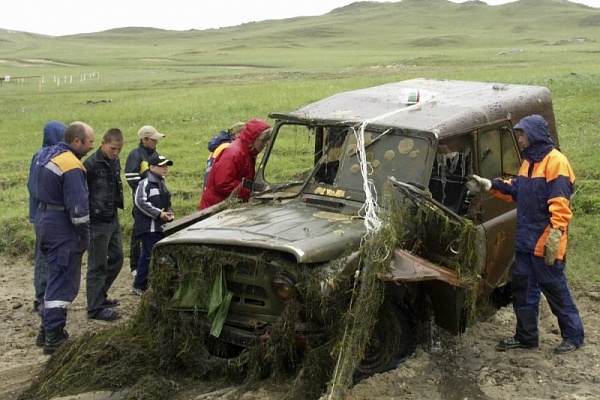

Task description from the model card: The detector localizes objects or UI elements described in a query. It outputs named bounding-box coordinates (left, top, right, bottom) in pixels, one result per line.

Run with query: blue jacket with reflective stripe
left=34, top=142, right=90, bottom=238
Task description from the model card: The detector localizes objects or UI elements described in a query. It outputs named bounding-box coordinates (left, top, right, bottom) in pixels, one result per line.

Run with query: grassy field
left=0, top=0, right=598, bottom=289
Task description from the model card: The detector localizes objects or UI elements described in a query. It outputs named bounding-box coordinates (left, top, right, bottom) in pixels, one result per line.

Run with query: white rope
left=352, top=88, right=443, bottom=235
left=352, top=104, right=417, bottom=235
left=327, top=89, right=439, bottom=400
left=352, top=123, right=381, bottom=235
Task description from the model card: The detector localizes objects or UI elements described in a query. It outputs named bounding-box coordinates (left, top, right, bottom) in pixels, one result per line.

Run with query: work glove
left=544, top=227, right=563, bottom=265
left=466, top=174, right=492, bottom=193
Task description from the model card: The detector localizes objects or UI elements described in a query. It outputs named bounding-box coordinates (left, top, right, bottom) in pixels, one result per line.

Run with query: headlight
left=271, top=274, right=297, bottom=301
left=155, top=254, right=177, bottom=269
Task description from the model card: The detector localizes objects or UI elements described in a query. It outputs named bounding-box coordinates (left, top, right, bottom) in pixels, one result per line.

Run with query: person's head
left=100, top=128, right=125, bottom=160
left=238, top=119, right=271, bottom=155
left=515, top=129, right=530, bottom=150
left=252, top=127, right=272, bottom=153
left=64, top=121, right=94, bottom=159
left=138, top=125, right=165, bottom=150
left=227, top=122, right=245, bottom=139
left=42, top=120, right=67, bottom=147
left=513, top=114, right=553, bottom=151
left=148, top=153, right=173, bottom=178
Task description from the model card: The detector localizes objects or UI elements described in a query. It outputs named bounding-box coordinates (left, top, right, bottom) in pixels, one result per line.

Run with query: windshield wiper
left=388, top=176, right=463, bottom=223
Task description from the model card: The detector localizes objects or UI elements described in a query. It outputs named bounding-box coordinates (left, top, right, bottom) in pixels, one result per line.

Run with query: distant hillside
left=0, top=0, right=598, bottom=72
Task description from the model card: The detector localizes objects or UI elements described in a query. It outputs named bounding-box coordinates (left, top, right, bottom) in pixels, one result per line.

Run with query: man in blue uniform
left=34, top=121, right=95, bottom=355
left=27, top=120, right=67, bottom=313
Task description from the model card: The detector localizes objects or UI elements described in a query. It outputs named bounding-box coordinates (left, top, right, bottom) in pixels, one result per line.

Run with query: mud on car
left=153, top=78, right=561, bottom=376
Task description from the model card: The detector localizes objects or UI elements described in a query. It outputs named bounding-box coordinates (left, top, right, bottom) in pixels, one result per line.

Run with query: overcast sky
left=1, top=0, right=598, bottom=37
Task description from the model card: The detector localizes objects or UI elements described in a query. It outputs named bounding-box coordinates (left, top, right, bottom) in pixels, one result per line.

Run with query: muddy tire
left=356, top=300, right=415, bottom=377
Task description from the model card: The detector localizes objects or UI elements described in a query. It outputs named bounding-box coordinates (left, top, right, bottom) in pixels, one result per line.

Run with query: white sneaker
left=131, top=287, right=144, bottom=296
left=131, top=269, right=137, bottom=278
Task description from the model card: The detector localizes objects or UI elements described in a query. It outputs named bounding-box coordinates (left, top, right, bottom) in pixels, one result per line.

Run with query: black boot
left=35, top=325, right=45, bottom=347
left=43, top=328, right=69, bottom=355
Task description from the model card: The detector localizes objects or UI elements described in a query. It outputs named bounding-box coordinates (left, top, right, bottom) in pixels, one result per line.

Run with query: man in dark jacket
left=199, top=119, right=271, bottom=210
left=84, top=128, right=125, bottom=321
left=132, top=153, right=174, bottom=295
left=27, top=120, right=66, bottom=312
left=34, top=121, right=94, bottom=354
left=124, top=125, right=165, bottom=277
left=467, top=114, right=584, bottom=354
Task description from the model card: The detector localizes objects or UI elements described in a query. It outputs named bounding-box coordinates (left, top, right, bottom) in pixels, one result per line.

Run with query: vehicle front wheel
left=356, top=300, right=415, bottom=377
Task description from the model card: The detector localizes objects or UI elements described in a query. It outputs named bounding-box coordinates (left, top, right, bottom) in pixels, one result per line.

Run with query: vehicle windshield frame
left=253, top=120, right=437, bottom=205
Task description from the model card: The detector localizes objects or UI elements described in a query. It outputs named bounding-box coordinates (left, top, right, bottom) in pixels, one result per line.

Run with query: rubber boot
left=43, top=328, right=69, bottom=355
left=35, top=324, right=45, bottom=347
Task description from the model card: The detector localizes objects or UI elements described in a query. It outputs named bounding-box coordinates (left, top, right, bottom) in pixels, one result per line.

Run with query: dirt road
left=2, top=256, right=599, bottom=399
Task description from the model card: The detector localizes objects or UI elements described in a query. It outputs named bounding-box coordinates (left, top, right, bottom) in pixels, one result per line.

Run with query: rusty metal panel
left=381, top=248, right=461, bottom=287
left=270, top=78, right=555, bottom=142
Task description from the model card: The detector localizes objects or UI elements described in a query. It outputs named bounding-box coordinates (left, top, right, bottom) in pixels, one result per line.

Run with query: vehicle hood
left=157, top=202, right=366, bottom=263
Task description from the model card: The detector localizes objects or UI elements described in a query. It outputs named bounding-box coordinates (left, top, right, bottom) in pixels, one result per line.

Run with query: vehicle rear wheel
left=356, top=299, right=415, bottom=377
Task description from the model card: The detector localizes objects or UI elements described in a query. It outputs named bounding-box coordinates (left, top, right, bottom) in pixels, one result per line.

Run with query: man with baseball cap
left=124, top=125, right=165, bottom=278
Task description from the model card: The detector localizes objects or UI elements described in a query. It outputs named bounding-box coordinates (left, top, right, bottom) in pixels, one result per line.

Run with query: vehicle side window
left=501, top=128, right=521, bottom=176
left=429, top=135, right=472, bottom=214
left=479, top=130, right=502, bottom=179
left=479, top=127, right=521, bottom=179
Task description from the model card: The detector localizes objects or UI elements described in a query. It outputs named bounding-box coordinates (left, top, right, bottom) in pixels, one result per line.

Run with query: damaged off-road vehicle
left=153, top=78, right=561, bottom=376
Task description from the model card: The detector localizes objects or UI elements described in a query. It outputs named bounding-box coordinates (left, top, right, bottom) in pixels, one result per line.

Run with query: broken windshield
left=255, top=123, right=433, bottom=203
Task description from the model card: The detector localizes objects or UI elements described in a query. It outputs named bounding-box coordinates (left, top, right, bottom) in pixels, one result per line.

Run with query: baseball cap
left=148, top=154, right=173, bottom=166
left=138, top=125, right=165, bottom=140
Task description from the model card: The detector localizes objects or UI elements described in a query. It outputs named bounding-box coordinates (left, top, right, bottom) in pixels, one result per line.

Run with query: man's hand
left=544, top=227, right=563, bottom=265
left=466, top=174, right=492, bottom=193
left=241, top=178, right=265, bottom=192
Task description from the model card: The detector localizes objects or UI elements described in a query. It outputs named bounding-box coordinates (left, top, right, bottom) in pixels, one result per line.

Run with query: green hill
left=0, top=0, right=598, bottom=76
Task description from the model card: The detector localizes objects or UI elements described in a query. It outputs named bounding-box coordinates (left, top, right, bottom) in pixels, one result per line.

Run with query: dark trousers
left=129, top=214, right=141, bottom=272
left=133, top=232, right=162, bottom=291
left=36, top=211, right=86, bottom=331
left=512, top=251, right=585, bottom=347
left=86, top=217, right=124, bottom=314
left=33, top=231, right=48, bottom=306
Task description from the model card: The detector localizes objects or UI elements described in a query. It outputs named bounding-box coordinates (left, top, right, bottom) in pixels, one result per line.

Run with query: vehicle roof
left=270, top=78, right=558, bottom=142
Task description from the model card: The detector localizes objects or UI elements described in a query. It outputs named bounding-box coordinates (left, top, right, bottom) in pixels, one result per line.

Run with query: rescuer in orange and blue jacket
left=467, top=114, right=584, bottom=355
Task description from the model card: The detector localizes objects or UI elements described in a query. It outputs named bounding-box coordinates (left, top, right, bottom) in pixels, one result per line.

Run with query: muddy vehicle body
left=155, top=78, right=560, bottom=375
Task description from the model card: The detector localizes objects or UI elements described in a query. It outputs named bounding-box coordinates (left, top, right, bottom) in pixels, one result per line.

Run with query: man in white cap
left=124, top=125, right=165, bottom=278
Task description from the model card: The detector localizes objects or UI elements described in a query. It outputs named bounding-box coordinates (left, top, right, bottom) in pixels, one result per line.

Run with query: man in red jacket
left=199, top=118, right=271, bottom=210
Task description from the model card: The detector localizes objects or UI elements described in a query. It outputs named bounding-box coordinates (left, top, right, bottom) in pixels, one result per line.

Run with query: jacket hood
left=42, top=121, right=67, bottom=147
left=239, top=119, right=270, bottom=146
left=207, top=131, right=234, bottom=152
left=515, top=115, right=554, bottom=163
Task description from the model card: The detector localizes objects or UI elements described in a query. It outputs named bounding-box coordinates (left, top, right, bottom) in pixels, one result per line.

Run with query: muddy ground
left=1, top=255, right=599, bottom=400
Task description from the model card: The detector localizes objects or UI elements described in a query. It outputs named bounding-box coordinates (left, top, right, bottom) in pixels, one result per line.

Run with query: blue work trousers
left=33, top=231, right=48, bottom=306
left=36, top=210, right=87, bottom=330
left=512, top=251, right=584, bottom=347
left=86, top=217, right=124, bottom=314
left=133, top=232, right=162, bottom=291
